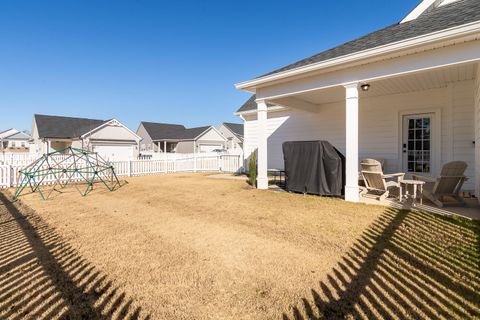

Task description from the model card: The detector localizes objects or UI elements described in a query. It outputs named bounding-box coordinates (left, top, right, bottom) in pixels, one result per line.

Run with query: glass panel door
left=403, top=114, right=432, bottom=174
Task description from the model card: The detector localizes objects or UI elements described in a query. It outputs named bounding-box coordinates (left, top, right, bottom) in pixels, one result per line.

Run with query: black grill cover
left=282, top=141, right=345, bottom=196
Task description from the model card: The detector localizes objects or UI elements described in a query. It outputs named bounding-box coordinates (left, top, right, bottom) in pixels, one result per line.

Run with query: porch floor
left=266, top=183, right=480, bottom=220
left=360, top=193, right=480, bottom=220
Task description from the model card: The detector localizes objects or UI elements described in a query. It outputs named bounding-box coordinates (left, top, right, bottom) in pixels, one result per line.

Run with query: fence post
left=173, top=156, right=177, bottom=173
left=127, top=160, right=132, bottom=177
left=218, top=155, right=222, bottom=172
left=193, top=152, right=197, bottom=173
left=7, top=165, right=11, bottom=188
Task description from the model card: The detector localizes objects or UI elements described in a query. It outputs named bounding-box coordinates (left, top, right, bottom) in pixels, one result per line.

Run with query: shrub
left=249, top=151, right=257, bottom=187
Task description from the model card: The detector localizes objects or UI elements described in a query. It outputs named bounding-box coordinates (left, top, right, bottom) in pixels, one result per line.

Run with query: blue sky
left=0, top=0, right=419, bottom=132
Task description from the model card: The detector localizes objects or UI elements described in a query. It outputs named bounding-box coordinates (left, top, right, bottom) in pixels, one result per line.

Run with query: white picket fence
left=0, top=153, right=243, bottom=189
left=0, top=153, right=74, bottom=166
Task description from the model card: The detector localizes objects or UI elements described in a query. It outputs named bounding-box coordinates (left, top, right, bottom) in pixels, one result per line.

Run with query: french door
left=402, top=114, right=433, bottom=175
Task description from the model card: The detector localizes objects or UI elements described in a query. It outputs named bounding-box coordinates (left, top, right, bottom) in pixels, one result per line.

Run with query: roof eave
left=235, top=21, right=480, bottom=91
left=234, top=105, right=287, bottom=116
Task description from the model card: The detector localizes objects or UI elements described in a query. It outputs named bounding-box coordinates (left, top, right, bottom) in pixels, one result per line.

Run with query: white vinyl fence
left=0, top=153, right=243, bottom=189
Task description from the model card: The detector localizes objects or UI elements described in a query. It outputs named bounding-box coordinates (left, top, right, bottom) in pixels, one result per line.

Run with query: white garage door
left=198, top=144, right=223, bottom=153
left=93, top=145, right=134, bottom=161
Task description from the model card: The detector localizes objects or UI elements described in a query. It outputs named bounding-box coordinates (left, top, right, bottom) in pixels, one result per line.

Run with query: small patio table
left=400, top=179, right=425, bottom=206
left=268, top=169, right=286, bottom=186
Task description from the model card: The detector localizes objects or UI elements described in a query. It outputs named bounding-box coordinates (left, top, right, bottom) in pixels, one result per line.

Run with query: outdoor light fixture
left=361, top=84, right=371, bottom=92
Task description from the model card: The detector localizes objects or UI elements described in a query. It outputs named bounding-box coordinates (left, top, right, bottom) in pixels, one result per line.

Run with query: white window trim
left=397, top=108, right=442, bottom=176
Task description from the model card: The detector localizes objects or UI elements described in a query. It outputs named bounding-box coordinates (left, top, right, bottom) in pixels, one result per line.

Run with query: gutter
left=235, top=21, right=480, bottom=91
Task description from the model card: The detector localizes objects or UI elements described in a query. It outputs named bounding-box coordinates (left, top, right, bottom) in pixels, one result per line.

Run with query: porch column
left=256, top=99, right=268, bottom=189
left=344, top=83, right=360, bottom=202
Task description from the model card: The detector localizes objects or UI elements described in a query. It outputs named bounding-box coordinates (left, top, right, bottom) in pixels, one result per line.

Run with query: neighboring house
left=0, top=128, right=19, bottom=140
left=136, top=121, right=227, bottom=153
left=218, top=122, right=243, bottom=151
left=31, top=114, right=141, bottom=161
left=235, top=0, right=480, bottom=202
left=0, top=129, right=30, bottom=151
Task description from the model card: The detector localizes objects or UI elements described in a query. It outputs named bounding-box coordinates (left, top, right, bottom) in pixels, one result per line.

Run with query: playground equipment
left=13, top=147, right=120, bottom=200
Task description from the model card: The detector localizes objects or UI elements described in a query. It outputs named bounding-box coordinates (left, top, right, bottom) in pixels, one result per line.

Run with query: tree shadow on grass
left=0, top=192, right=149, bottom=320
left=283, top=207, right=480, bottom=320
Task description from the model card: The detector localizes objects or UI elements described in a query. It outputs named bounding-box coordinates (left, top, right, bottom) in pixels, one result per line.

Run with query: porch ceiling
left=282, top=63, right=478, bottom=106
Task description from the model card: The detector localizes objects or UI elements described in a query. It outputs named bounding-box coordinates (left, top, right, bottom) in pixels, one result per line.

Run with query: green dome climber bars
left=13, top=147, right=120, bottom=200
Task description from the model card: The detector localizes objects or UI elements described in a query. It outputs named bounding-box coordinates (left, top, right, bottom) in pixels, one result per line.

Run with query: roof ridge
left=35, top=113, right=105, bottom=122
left=141, top=121, right=185, bottom=126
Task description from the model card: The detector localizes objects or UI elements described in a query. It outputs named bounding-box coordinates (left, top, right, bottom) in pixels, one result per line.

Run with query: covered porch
left=246, top=48, right=480, bottom=210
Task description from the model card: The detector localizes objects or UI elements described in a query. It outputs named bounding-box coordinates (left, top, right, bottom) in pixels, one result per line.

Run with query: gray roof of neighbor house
left=4, top=131, right=31, bottom=140
left=0, top=128, right=15, bottom=136
left=237, top=0, right=480, bottom=114
left=176, top=126, right=213, bottom=140
left=223, top=122, right=244, bottom=138
left=140, top=122, right=214, bottom=141
left=141, top=122, right=186, bottom=140
left=261, top=0, right=480, bottom=77
left=34, top=114, right=107, bottom=139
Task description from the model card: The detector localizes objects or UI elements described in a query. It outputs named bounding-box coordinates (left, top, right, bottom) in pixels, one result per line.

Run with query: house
left=218, top=122, right=243, bottom=151
left=0, top=129, right=31, bottom=151
left=31, top=114, right=141, bottom=161
left=0, top=128, right=19, bottom=140
left=136, top=121, right=227, bottom=153
left=235, top=0, right=480, bottom=202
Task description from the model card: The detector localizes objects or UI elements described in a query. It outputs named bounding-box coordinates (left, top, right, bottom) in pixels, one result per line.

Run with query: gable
left=402, top=0, right=463, bottom=23
left=136, top=123, right=152, bottom=144
left=223, top=123, right=243, bottom=136
left=219, top=125, right=242, bottom=143
left=5, top=131, right=30, bottom=140
left=87, top=121, right=139, bottom=142
left=197, top=127, right=226, bottom=142
left=0, top=128, right=19, bottom=139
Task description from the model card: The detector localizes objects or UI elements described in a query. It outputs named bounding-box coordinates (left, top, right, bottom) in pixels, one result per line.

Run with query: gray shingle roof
left=236, top=0, right=480, bottom=114
left=141, top=121, right=186, bottom=140
left=4, top=131, right=31, bottom=140
left=261, top=0, right=480, bottom=77
left=223, top=122, right=244, bottom=138
left=140, top=122, right=212, bottom=141
left=176, top=126, right=212, bottom=140
left=236, top=95, right=257, bottom=113
left=236, top=94, right=280, bottom=113
left=34, top=114, right=107, bottom=139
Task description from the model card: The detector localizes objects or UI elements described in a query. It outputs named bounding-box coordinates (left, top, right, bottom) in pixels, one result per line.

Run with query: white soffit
left=292, top=63, right=477, bottom=105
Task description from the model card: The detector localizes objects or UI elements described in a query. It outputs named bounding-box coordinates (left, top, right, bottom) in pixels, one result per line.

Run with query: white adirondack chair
left=360, top=159, right=404, bottom=201
left=412, top=161, right=468, bottom=207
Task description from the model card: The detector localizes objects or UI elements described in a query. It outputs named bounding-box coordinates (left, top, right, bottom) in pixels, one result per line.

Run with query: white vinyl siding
left=451, top=81, right=476, bottom=190
left=218, top=124, right=242, bottom=150
left=475, top=64, right=480, bottom=198
left=136, top=124, right=155, bottom=151
left=244, top=80, right=476, bottom=191
left=197, top=127, right=224, bottom=141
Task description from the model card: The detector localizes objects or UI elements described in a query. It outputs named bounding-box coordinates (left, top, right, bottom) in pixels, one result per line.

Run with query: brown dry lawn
left=0, top=173, right=479, bottom=319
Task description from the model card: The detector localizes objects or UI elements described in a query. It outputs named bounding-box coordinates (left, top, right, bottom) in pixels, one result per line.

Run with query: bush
left=248, top=152, right=257, bottom=187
